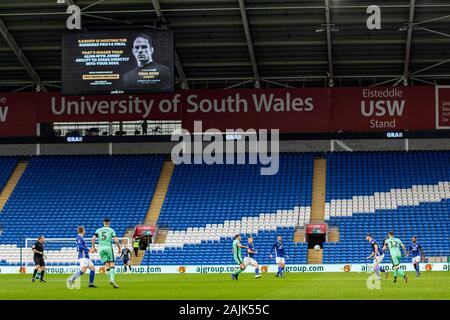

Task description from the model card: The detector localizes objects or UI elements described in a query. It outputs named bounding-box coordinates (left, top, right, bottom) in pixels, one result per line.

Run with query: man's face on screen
left=133, top=37, right=153, bottom=67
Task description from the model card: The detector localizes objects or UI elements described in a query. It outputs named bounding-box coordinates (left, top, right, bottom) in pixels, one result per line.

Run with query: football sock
left=70, top=270, right=83, bottom=281
left=32, top=269, right=38, bottom=279
left=414, top=263, right=420, bottom=273
left=109, top=267, right=116, bottom=282
left=233, top=268, right=244, bottom=276
left=89, top=270, right=95, bottom=284
left=106, top=268, right=111, bottom=281
left=40, top=270, right=45, bottom=280
left=397, top=269, right=405, bottom=278
left=374, top=266, right=380, bottom=277
left=255, top=268, right=259, bottom=275
left=379, top=266, right=385, bottom=273
left=278, top=267, right=284, bottom=277
left=393, top=269, right=398, bottom=277
left=36, top=271, right=41, bottom=280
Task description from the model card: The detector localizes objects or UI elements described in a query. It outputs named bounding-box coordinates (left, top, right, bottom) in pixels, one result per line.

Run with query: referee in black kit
left=31, top=235, right=47, bottom=282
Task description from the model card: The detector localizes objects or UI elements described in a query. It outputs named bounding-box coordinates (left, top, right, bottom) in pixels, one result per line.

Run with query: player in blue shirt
left=270, top=236, right=288, bottom=278
left=366, top=233, right=388, bottom=280
left=243, top=236, right=261, bottom=279
left=67, top=226, right=96, bottom=288
left=406, top=236, right=425, bottom=277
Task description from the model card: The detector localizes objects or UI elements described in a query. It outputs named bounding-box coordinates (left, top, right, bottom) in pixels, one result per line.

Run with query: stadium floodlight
left=399, top=23, right=409, bottom=31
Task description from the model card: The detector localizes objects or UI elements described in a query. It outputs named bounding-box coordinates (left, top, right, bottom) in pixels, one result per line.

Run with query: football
left=314, top=245, right=321, bottom=251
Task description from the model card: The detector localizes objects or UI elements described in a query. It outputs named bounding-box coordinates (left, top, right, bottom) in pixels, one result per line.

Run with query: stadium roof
left=1, top=0, right=450, bottom=92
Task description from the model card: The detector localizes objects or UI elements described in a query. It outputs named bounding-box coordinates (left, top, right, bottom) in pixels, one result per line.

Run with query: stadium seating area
left=323, top=152, right=450, bottom=264
left=157, top=154, right=313, bottom=229
left=0, top=151, right=449, bottom=267
left=0, top=155, right=164, bottom=266
left=142, top=153, right=314, bottom=265
left=0, top=157, right=19, bottom=266
left=145, top=229, right=308, bottom=266
left=0, top=157, right=18, bottom=191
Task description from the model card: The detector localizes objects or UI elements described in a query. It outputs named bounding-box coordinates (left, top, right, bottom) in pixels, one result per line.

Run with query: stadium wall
left=0, top=139, right=450, bottom=156
left=39, top=143, right=110, bottom=155
left=0, top=144, right=35, bottom=156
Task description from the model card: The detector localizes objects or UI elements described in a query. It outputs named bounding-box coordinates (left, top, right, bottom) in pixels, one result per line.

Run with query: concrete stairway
left=307, top=157, right=327, bottom=264
left=307, top=249, right=323, bottom=264
left=0, top=161, right=28, bottom=211
left=310, top=158, right=327, bottom=223
left=132, top=161, right=175, bottom=265
left=293, top=227, right=305, bottom=243
left=328, top=227, right=340, bottom=242
left=144, top=161, right=174, bottom=226
left=154, top=228, right=168, bottom=244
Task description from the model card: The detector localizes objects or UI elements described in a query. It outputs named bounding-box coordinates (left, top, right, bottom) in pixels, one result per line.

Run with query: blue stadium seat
left=142, top=153, right=313, bottom=266
left=323, top=151, right=450, bottom=264
left=0, top=155, right=164, bottom=266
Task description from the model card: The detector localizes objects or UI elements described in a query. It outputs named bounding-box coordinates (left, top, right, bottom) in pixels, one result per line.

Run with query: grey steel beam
left=414, top=26, right=450, bottom=38
left=80, top=0, right=106, bottom=12
left=324, top=0, right=334, bottom=87
left=2, top=58, right=449, bottom=71
left=402, top=0, right=416, bottom=84
left=151, top=0, right=189, bottom=89
left=237, top=0, right=260, bottom=86
left=224, top=79, right=254, bottom=89
left=411, top=58, right=450, bottom=75
left=369, top=77, right=402, bottom=88
left=4, top=3, right=450, bottom=15
left=0, top=18, right=47, bottom=91
left=11, top=83, right=34, bottom=93
left=262, top=79, right=295, bottom=88
left=411, top=77, right=435, bottom=86
left=3, top=37, right=450, bottom=53
left=2, top=74, right=450, bottom=88
left=413, top=14, right=450, bottom=26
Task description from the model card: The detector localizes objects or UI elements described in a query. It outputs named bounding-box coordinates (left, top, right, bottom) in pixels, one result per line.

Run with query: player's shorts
left=234, top=256, right=244, bottom=265
left=412, top=256, right=421, bottom=264
left=373, top=254, right=385, bottom=266
left=79, top=258, right=94, bottom=268
left=123, top=259, right=130, bottom=265
left=243, top=257, right=258, bottom=266
left=275, top=257, right=285, bottom=264
left=390, top=254, right=402, bottom=267
left=33, top=256, right=45, bottom=267
left=99, top=246, right=115, bottom=263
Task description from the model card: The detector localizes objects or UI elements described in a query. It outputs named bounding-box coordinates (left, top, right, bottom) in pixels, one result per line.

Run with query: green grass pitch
left=0, top=272, right=449, bottom=300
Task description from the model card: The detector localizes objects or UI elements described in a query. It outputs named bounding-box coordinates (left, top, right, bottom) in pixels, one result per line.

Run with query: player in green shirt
left=91, top=218, right=122, bottom=288
left=382, top=231, right=408, bottom=284
left=231, top=234, right=248, bottom=280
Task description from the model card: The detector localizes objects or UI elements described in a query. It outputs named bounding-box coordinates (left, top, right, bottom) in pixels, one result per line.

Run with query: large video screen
left=61, top=30, right=174, bottom=95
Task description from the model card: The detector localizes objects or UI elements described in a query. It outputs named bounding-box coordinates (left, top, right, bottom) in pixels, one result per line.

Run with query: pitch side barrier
left=0, top=263, right=447, bottom=274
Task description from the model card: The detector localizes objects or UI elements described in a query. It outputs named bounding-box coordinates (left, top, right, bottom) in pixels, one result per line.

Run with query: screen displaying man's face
left=133, top=37, right=154, bottom=66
